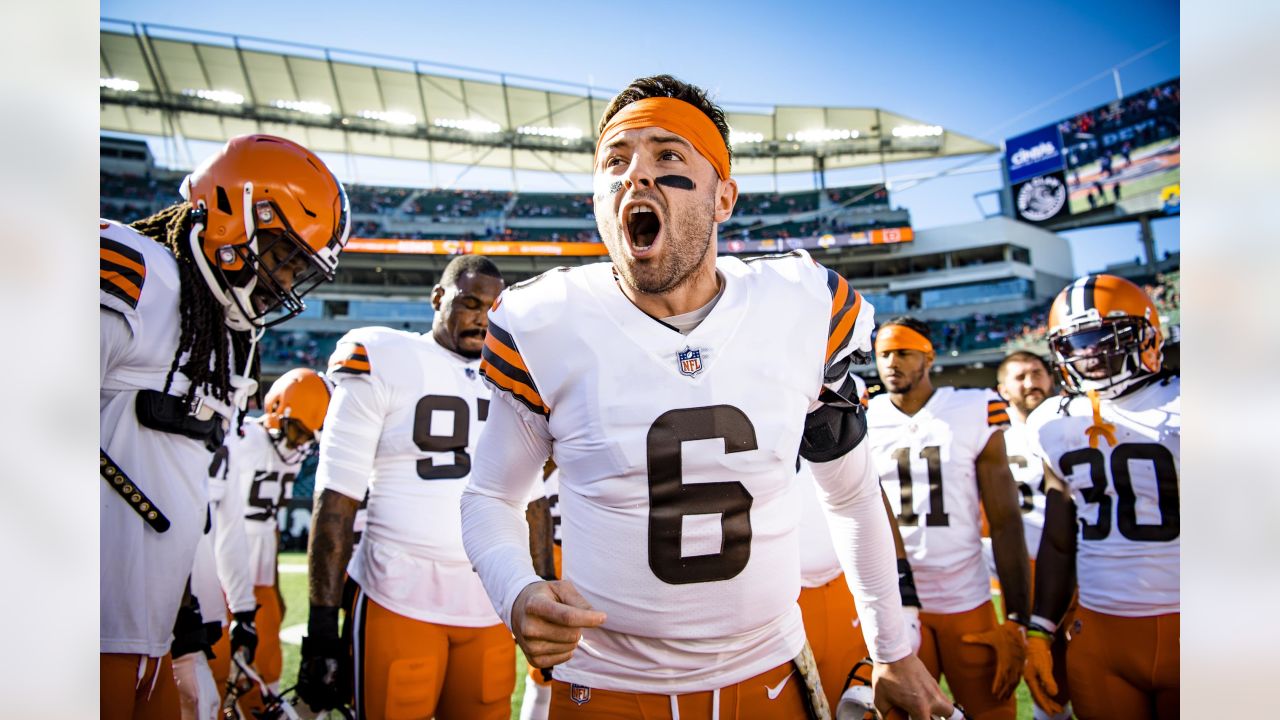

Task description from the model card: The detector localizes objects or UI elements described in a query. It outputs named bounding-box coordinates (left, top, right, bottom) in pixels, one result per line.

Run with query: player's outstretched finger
left=547, top=581, right=607, bottom=627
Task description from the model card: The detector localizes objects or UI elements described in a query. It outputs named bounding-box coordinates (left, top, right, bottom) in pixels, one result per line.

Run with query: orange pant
left=100, top=653, right=181, bottom=720
left=798, top=574, right=868, bottom=711
left=353, top=587, right=515, bottom=720
left=1065, top=607, right=1179, bottom=720
left=918, top=601, right=1016, bottom=720
left=549, top=660, right=810, bottom=719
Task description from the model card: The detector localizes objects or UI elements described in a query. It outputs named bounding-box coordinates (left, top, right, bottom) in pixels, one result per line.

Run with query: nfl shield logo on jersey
left=569, top=684, right=591, bottom=705
left=678, top=347, right=703, bottom=377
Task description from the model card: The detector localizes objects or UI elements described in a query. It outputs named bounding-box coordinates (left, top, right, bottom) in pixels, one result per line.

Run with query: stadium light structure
left=182, top=88, right=245, bottom=105
left=433, top=117, right=501, bottom=134
left=100, top=77, right=139, bottom=92
left=272, top=99, right=333, bottom=116
left=729, top=129, right=764, bottom=146
left=891, top=124, right=944, bottom=138
left=359, top=109, right=419, bottom=126
left=786, top=128, right=860, bottom=143
left=516, top=125, right=584, bottom=140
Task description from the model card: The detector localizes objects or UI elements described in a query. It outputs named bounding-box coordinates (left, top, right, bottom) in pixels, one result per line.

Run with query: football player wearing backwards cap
left=100, top=134, right=349, bottom=720
left=866, top=317, right=1032, bottom=720
left=460, top=74, right=953, bottom=719
left=1022, top=275, right=1179, bottom=720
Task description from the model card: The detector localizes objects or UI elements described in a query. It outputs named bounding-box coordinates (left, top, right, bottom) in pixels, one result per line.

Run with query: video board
left=1005, top=78, right=1180, bottom=224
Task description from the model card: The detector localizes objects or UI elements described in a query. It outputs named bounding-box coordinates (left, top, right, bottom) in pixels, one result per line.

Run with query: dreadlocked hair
left=130, top=203, right=260, bottom=417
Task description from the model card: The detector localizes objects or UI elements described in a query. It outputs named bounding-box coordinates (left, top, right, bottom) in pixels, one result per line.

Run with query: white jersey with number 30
left=867, top=387, right=1005, bottom=614
left=1027, top=376, right=1180, bottom=616
left=316, top=328, right=500, bottom=626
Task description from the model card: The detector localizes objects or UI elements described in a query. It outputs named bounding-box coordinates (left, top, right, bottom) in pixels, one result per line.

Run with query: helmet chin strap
left=185, top=200, right=261, bottom=333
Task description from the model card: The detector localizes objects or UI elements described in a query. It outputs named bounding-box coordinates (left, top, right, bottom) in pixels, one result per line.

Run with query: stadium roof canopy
left=100, top=19, right=996, bottom=177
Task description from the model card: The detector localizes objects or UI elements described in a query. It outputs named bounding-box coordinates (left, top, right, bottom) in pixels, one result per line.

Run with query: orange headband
left=595, top=97, right=730, bottom=180
left=875, top=325, right=934, bottom=355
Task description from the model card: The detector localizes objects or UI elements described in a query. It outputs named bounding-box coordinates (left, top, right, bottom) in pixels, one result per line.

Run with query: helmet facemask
left=1049, top=316, right=1159, bottom=399
left=184, top=176, right=350, bottom=332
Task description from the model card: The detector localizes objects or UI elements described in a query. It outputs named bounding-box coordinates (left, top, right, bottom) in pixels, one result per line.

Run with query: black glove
left=229, top=608, right=259, bottom=664
left=171, top=598, right=210, bottom=660
left=297, top=607, right=348, bottom=712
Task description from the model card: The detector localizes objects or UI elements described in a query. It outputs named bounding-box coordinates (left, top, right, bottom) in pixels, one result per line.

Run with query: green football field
left=276, top=552, right=1039, bottom=719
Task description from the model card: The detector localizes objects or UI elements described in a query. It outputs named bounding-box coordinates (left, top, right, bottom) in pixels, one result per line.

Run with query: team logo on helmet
left=569, top=684, right=591, bottom=705
left=1016, top=175, right=1066, bottom=222
left=678, top=347, right=704, bottom=377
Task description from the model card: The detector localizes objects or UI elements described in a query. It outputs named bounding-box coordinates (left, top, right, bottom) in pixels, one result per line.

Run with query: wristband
left=1028, top=614, right=1058, bottom=635
left=308, top=605, right=340, bottom=639
left=897, top=559, right=921, bottom=609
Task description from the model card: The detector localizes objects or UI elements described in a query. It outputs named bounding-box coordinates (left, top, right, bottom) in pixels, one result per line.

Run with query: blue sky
left=101, top=0, right=1180, bottom=274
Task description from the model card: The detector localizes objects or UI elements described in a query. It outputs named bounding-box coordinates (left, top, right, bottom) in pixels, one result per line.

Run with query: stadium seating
left=405, top=189, right=512, bottom=218
left=510, top=193, right=595, bottom=219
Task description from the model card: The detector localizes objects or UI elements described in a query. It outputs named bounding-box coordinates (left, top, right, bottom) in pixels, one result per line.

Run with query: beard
left=1011, top=388, right=1047, bottom=416
left=883, top=366, right=926, bottom=395
left=598, top=187, right=716, bottom=296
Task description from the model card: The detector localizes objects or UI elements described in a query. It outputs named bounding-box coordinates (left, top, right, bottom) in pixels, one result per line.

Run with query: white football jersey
left=1003, top=420, right=1047, bottom=556
left=542, top=469, right=562, bottom=547
left=481, top=251, right=873, bottom=692
left=315, top=328, right=500, bottom=626
left=100, top=220, right=236, bottom=657
left=233, top=421, right=303, bottom=587
left=866, top=387, right=1007, bottom=614
left=1027, top=376, right=1180, bottom=616
left=796, top=462, right=843, bottom=588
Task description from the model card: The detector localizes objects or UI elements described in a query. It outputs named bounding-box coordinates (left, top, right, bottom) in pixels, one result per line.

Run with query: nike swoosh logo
left=765, top=670, right=794, bottom=700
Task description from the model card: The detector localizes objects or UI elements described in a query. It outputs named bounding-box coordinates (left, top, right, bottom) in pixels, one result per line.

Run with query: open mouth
left=625, top=204, right=662, bottom=252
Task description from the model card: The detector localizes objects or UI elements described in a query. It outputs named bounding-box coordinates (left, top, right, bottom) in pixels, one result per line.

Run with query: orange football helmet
left=262, top=368, right=331, bottom=457
left=1046, top=274, right=1163, bottom=398
left=180, top=134, right=351, bottom=331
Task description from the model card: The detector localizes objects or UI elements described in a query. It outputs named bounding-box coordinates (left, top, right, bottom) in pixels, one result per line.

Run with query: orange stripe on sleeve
left=481, top=359, right=549, bottom=415
left=828, top=274, right=849, bottom=322
left=100, top=269, right=141, bottom=301
left=825, top=291, right=863, bottom=363
left=484, top=332, right=530, bottom=374
left=101, top=248, right=146, bottom=278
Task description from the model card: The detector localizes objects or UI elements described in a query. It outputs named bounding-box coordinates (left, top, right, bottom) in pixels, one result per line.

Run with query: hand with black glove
left=296, top=606, right=348, bottom=712
left=229, top=608, right=259, bottom=664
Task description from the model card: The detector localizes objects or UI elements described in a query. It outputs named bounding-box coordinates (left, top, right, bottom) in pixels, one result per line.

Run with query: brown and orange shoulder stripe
left=480, top=321, right=549, bottom=418
left=824, top=268, right=864, bottom=366
left=100, top=236, right=146, bottom=309
left=987, top=398, right=1011, bottom=427
left=329, top=342, right=371, bottom=376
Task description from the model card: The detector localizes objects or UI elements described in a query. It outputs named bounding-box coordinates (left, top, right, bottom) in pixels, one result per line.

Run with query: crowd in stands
left=102, top=169, right=905, bottom=245
left=510, top=193, right=595, bottom=219
left=260, top=331, right=343, bottom=370
left=406, top=189, right=511, bottom=219
left=827, top=184, right=890, bottom=208
left=501, top=226, right=599, bottom=243
left=346, top=184, right=414, bottom=214
left=732, top=190, right=820, bottom=216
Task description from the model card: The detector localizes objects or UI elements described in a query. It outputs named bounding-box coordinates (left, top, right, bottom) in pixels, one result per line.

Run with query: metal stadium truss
left=100, top=19, right=996, bottom=178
